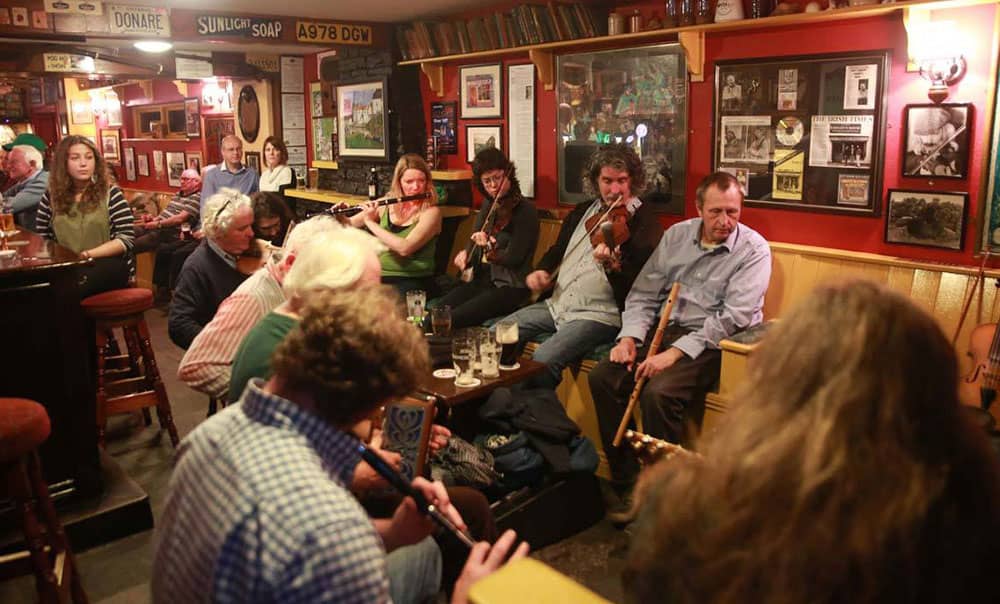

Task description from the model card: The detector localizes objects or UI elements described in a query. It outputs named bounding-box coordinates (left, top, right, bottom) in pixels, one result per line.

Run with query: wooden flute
left=324, top=191, right=432, bottom=215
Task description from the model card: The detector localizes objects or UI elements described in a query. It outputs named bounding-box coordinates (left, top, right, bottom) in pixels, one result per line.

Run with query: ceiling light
left=134, top=40, right=172, bottom=53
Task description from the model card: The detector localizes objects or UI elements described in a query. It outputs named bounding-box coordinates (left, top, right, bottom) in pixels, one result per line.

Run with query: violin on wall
left=959, top=321, right=1000, bottom=425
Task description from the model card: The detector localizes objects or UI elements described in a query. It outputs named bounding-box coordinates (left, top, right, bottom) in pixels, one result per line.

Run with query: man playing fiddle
left=435, top=148, right=539, bottom=330
left=497, top=143, right=663, bottom=389
left=589, top=171, right=771, bottom=524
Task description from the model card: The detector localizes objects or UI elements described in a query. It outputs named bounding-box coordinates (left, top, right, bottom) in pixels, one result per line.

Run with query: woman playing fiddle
left=433, top=148, right=539, bottom=330
left=349, top=154, right=441, bottom=296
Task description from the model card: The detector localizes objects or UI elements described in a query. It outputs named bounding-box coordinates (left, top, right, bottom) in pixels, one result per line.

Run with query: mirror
left=237, top=85, right=260, bottom=143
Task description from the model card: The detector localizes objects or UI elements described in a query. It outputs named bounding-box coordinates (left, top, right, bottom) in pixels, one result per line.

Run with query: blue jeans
left=503, top=302, right=620, bottom=389
left=386, top=536, right=441, bottom=604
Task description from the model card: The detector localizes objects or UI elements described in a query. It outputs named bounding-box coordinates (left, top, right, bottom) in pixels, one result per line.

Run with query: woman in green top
left=36, top=135, right=135, bottom=298
left=350, top=154, right=441, bottom=296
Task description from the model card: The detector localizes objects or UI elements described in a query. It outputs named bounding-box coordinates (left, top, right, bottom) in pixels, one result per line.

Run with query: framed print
left=185, top=151, right=203, bottom=174
left=885, top=189, right=967, bottom=250
left=245, top=151, right=261, bottom=173
left=336, top=79, right=388, bottom=160
left=430, top=101, right=458, bottom=154
left=715, top=50, right=890, bottom=216
left=507, top=63, right=536, bottom=197
left=983, top=74, right=1000, bottom=250
left=105, top=93, right=122, bottom=127
left=124, top=147, right=136, bottom=182
left=902, top=103, right=971, bottom=180
left=204, top=116, right=235, bottom=165
left=137, top=153, right=149, bottom=177
left=28, top=81, right=42, bottom=105
left=312, top=116, right=336, bottom=162
left=465, top=125, right=502, bottom=163
left=153, top=150, right=165, bottom=179
left=184, top=98, right=201, bottom=137
left=166, top=151, right=185, bottom=187
left=100, top=130, right=120, bottom=162
left=557, top=44, right=688, bottom=212
left=460, top=63, right=502, bottom=119
left=71, top=99, right=92, bottom=125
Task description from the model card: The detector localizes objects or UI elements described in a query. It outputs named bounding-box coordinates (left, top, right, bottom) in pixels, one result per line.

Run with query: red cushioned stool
left=0, top=398, right=88, bottom=603
left=80, top=288, right=179, bottom=448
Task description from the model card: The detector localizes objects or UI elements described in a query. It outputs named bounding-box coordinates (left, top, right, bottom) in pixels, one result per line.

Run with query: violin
left=584, top=196, right=631, bottom=250
left=236, top=238, right=273, bottom=276
left=957, top=253, right=1000, bottom=425
left=459, top=166, right=516, bottom=282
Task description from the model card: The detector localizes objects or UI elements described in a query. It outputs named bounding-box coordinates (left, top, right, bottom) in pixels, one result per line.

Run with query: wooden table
left=417, top=358, right=546, bottom=407
left=0, top=229, right=101, bottom=499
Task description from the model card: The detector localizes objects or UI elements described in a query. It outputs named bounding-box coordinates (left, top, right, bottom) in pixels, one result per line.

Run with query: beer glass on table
left=496, top=319, right=520, bottom=370
left=431, top=306, right=452, bottom=337
left=405, top=289, right=426, bottom=328
left=451, top=332, right=476, bottom=387
left=0, top=196, right=14, bottom=233
left=480, top=337, right=500, bottom=379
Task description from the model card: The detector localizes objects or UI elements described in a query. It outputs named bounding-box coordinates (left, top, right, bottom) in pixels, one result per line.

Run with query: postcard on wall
left=808, top=115, right=874, bottom=168
left=280, top=56, right=304, bottom=93
left=837, top=174, right=870, bottom=206
left=843, top=64, right=877, bottom=110
left=720, top=115, right=772, bottom=164
left=284, top=128, right=306, bottom=147
left=12, top=7, right=28, bottom=27
left=777, top=68, right=797, bottom=111
left=281, top=93, right=306, bottom=130
left=287, top=146, right=307, bottom=165
left=772, top=149, right=804, bottom=200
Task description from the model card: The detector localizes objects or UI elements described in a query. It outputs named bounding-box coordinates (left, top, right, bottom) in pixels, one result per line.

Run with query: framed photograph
left=245, top=151, right=261, bottom=173
left=105, top=92, right=122, bottom=127
left=71, top=99, right=92, bottom=125
left=465, top=125, right=502, bottom=163
left=124, top=147, right=136, bottom=182
left=337, top=79, right=389, bottom=160
left=431, top=101, right=458, bottom=155
left=166, top=151, right=185, bottom=187
left=137, top=153, right=150, bottom=177
left=184, top=98, right=201, bottom=137
left=100, top=130, right=120, bottom=162
left=982, top=74, right=1000, bottom=251
left=204, top=116, right=235, bottom=165
left=902, top=103, right=971, bottom=180
left=557, top=44, right=688, bottom=212
left=885, top=189, right=967, bottom=250
left=312, top=116, right=336, bottom=162
left=152, top=150, right=165, bottom=179
left=460, top=63, right=503, bottom=119
left=184, top=151, right=203, bottom=174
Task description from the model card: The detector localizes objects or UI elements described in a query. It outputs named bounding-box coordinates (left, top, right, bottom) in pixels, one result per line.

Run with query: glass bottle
left=679, top=0, right=695, bottom=26
left=664, top=0, right=679, bottom=27
left=695, top=0, right=713, bottom=23
left=368, top=167, right=378, bottom=200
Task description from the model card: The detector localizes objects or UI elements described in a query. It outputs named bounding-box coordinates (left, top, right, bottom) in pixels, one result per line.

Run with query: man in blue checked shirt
left=154, top=287, right=527, bottom=603
left=590, top=171, right=771, bottom=524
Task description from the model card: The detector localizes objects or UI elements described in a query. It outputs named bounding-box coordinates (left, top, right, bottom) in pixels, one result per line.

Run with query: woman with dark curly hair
left=433, top=148, right=539, bottom=329
left=36, top=135, right=134, bottom=297
left=625, top=280, right=1000, bottom=604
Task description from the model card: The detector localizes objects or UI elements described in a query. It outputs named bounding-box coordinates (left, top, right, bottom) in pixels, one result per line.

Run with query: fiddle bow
left=460, top=166, right=513, bottom=283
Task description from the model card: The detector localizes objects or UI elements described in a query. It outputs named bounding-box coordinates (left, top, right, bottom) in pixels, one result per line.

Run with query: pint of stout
left=495, top=320, right=519, bottom=369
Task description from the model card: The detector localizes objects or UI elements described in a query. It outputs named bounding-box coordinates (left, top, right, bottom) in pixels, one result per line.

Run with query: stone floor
left=1, top=303, right=629, bottom=603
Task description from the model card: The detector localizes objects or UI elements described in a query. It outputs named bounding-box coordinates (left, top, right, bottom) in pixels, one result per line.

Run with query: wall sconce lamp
left=907, top=17, right=968, bottom=103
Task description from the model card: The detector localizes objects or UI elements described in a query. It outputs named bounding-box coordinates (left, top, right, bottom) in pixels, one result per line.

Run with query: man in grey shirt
left=590, top=171, right=771, bottom=515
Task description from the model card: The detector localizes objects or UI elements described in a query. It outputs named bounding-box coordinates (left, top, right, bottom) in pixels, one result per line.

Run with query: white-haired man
left=1, top=144, right=48, bottom=231
left=177, top=216, right=375, bottom=400
left=168, top=188, right=254, bottom=349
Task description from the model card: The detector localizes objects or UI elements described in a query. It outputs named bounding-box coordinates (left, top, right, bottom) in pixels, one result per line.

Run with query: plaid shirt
left=153, top=379, right=389, bottom=604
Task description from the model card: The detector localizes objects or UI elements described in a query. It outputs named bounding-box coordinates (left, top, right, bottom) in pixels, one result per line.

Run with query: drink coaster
left=432, top=368, right=456, bottom=379
left=499, top=362, right=521, bottom=371
left=454, top=377, right=482, bottom=388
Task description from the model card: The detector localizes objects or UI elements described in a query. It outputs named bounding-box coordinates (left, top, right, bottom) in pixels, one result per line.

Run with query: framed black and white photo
left=124, top=147, right=136, bottom=182
left=430, top=101, right=458, bottom=154
left=244, top=151, right=261, bottom=173
left=460, top=64, right=502, bottom=119
left=184, top=98, right=201, bottom=138
left=137, top=153, right=149, bottom=177
left=100, top=129, right=120, bottom=163
left=337, top=79, right=389, bottom=160
left=885, top=189, right=967, bottom=250
left=166, top=151, right=185, bottom=187
left=465, top=125, right=501, bottom=163
left=185, top=151, right=203, bottom=174
left=902, top=103, right=971, bottom=180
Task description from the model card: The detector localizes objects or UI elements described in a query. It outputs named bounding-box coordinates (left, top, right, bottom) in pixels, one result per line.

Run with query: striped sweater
left=36, top=185, right=136, bottom=276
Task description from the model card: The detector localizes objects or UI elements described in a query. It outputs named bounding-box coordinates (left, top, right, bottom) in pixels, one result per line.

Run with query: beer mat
left=455, top=377, right=482, bottom=388
left=433, top=368, right=457, bottom=379
left=0, top=249, right=15, bottom=257
left=500, top=362, right=521, bottom=371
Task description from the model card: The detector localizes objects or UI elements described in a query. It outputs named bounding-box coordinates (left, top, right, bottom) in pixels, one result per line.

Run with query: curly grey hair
left=201, top=188, right=252, bottom=240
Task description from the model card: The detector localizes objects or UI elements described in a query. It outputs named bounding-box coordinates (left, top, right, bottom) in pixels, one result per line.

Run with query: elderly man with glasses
left=168, top=188, right=254, bottom=349
left=132, top=168, right=203, bottom=294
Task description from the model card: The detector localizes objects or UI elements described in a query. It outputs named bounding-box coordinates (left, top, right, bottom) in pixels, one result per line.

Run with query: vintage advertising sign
left=107, top=4, right=169, bottom=37
left=246, top=54, right=280, bottom=73
left=195, top=14, right=283, bottom=39
left=296, top=20, right=372, bottom=45
left=44, top=1, right=103, bottom=15
left=43, top=53, right=92, bottom=72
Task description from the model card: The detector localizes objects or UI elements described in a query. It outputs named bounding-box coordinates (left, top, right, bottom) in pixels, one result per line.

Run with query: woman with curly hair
left=625, top=280, right=1000, bottom=604
left=36, top=135, right=134, bottom=297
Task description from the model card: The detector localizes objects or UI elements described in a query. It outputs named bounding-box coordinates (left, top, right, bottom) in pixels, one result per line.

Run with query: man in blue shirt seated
left=2, top=142, right=49, bottom=231
left=200, top=134, right=259, bottom=215
left=154, top=287, right=527, bottom=604
left=590, top=171, right=772, bottom=522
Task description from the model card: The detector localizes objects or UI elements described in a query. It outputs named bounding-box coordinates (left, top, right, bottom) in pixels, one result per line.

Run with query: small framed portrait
left=460, top=64, right=503, bottom=119
left=431, top=101, right=458, bottom=155
left=184, top=98, right=201, bottom=138
left=100, top=129, right=120, bottom=162
left=137, top=153, right=149, bottom=177
left=71, top=99, right=92, bottom=125
left=884, top=189, right=967, bottom=251
left=902, top=103, right=972, bottom=179
left=465, top=125, right=502, bottom=163
left=245, top=151, right=261, bottom=173
left=185, top=151, right=203, bottom=174
left=166, top=151, right=185, bottom=187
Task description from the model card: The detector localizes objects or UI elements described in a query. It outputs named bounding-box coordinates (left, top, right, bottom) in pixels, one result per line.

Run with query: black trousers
left=432, top=275, right=530, bottom=330
left=589, top=324, right=721, bottom=487
left=77, top=256, right=129, bottom=299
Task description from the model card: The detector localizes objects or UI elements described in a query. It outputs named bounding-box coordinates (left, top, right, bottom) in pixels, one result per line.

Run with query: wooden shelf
left=311, top=160, right=339, bottom=170
left=432, top=169, right=472, bottom=180
left=400, top=0, right=994, bottom=91
left=284, top=188, right=472, bottom=218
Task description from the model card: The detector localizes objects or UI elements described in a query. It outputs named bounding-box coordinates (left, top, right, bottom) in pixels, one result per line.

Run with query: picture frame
left=166, top=151, right=185, bottom=187
left=184, top=98, right=201, bottom=138
left=507, top=63, right=536, bottom=197
left=105, top=92, right=122, bottom=127
left=152, top=150, right=165, bottom=179
left=336, top=79, right=389, bottom=160
left=124, top=147, right=136, bottom=182
left=71, top=99, right=92, bottom=125
left=715, top=50, right=891, bottom=216
left=430, top=101, right=458, bottom=155
left=100, top=130, right=120, bottom=162
left=184, top=151, right=203, bottom=174
left=245, top=151, right=261, bottom=173
left=465, top=125, right=502, bottom=163
left=885, top=189, right=967, bottom=250
left=137, top=153, right=149, bottom=177
left=203, top=116, right=235, bottom=165
left=982, top=74, right=1000, bottom=251
left=460, top=63, right=503, bottom=119
left=902, top=103, right=971, bottom=180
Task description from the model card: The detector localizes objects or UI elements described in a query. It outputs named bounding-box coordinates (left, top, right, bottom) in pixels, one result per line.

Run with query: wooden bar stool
left=80, top=288, right=179, bottom=448
left=0, top=398, right=88, bottom=603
